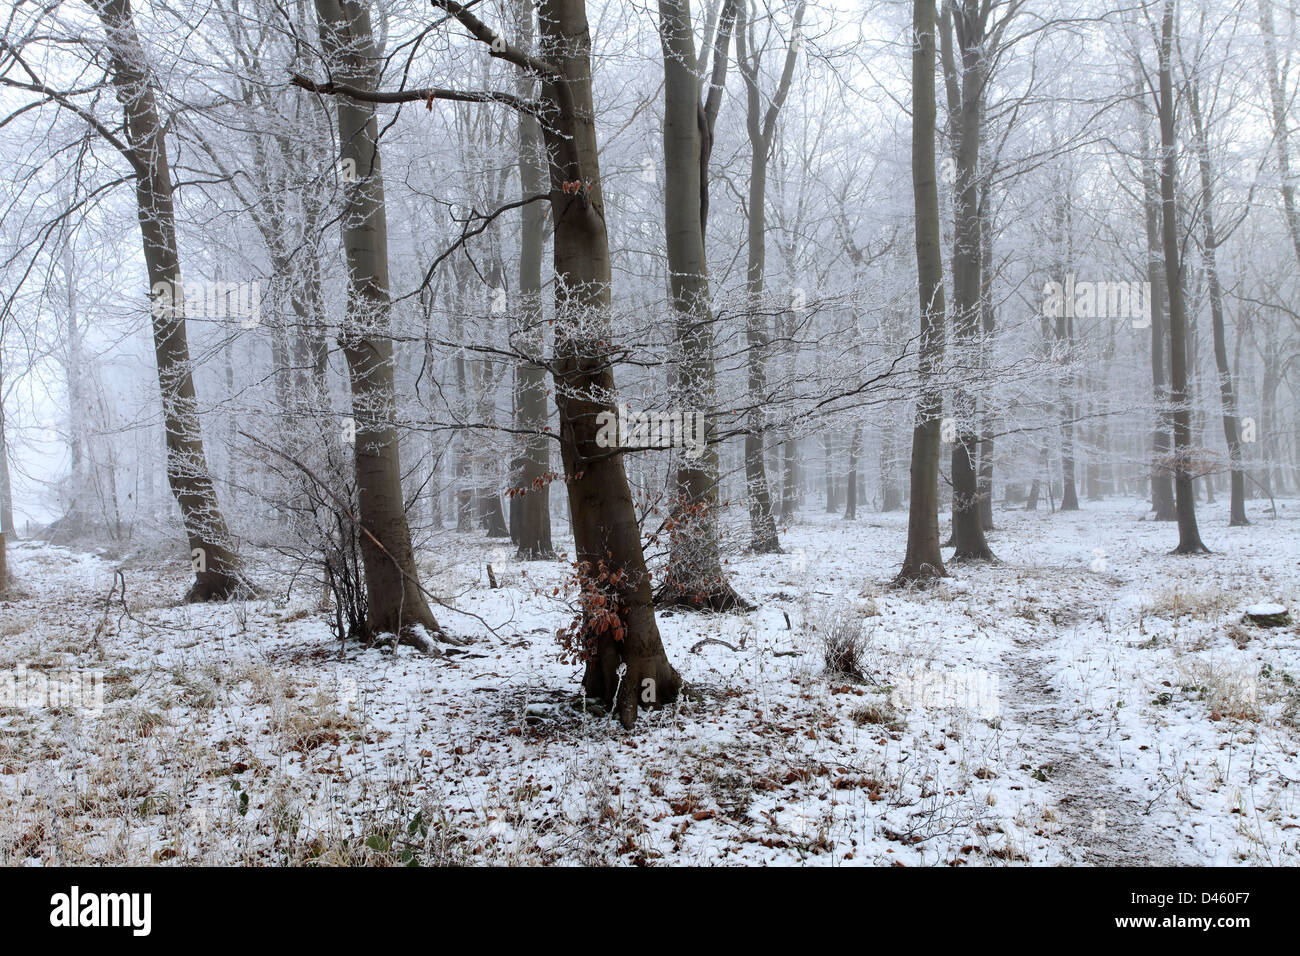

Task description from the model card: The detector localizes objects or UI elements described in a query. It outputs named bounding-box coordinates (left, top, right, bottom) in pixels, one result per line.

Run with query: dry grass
left=817, top=603, right=870, bottom=681
left=1141, top=585, right=1234, bottom=623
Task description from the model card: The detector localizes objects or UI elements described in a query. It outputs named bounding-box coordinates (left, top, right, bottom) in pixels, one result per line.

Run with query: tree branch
left=289, top=71, right=540, bottom=115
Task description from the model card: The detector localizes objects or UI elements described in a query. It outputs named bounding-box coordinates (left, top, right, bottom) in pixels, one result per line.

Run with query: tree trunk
left=736, top=0, right=798, bottom=554
left=939, top=0, right=994, bottom=559
left=1258, top=0, right=1300, bottom=272
left=1186, top=76, right=1248, bottom=526
left=1056, top=308, right=1079, bottom=512
left=314, top=0, right=446, bottom=642
left=450, top=270, right=476, bottom=533
left=880, top=420, right=903, bottom=512
left=655, top=0, right=746, bottom=610
left=91, top=0, right=244, bottom=601
left=781, top=430, right=799, bottom=520
left=530, top=0, right=680, bottom=726
left=896, top=0, right=948, bottom=584
left=1157, top=0, right=1209, bottom=554
left=509, top=0, right=555, bottom=559
left=844, top=425, right=861, bottom=520
left=0, top=367, right=10, bottom=591
left=1137, top=69, right=1178, bottom=521
left=976, top=180, right=995, bottom=531
left=823, top=432, right=838, bottom=513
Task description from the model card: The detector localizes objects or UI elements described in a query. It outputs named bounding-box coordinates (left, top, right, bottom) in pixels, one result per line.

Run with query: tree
left=312, top=0, right=450, bottom=643
left=896, top=0, right=948, bottom=585
left=508, top=0, right=555, bottom=560
left=736, top=0, right=806, bottom=553
left=1134, top=61, right=1178, bottom=521
left=0, top=346, right=10, bottom=592
left=433, top=0, right=681, bottom=725
left=654, top=0, right=749, bottom=609
left=1257, top=0, right=1300, bottom=272
left=1153, top=0, right=1210, bottom=553
left=937, top=0, right=999, bottom=559
left=1183, top=51, right=1248, bottom=526
left=83, top=0, right=246, bottom=600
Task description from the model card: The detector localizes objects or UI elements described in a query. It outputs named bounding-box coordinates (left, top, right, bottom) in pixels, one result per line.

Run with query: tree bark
left=844, top=425, right=861, bottom=520
left=896, top=0, right=948, bottom=584
left=1157, top=0, right=1209, bottom=554
left=509, top=0, right=555, bottom=559
left=0, top=361, right=10, bottom=591
left=655, top=0, right=747, bottom=610
left=1137, top=65, right=1178, bottom=521
left=1185, top=73, right=1248, bottom=526
left=530, top=0, right=681, bottom=725
left=736, top=0, right=803, bottom=554
left=314, top=0, right=447, bottom=642
left=938, top=0, right=994, bottom=558
left=1258, top=0, right=1300, bottom=272
left=91, top=0, right=245, bottom=601
left=975, top=178, right=995, bottom=531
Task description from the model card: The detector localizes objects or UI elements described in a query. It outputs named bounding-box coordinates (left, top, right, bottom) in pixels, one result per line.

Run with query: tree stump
left=1243, top=604, right=1291, bottom=628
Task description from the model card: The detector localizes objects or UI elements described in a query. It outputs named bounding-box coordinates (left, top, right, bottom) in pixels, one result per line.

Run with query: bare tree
left=1134, top=60, right=1179, bottom=521
left=432, top=0, right=682, bottom=725
left=1182, top=45, right=1248, bottom=525
left=1153, top=0, right=1210, bottom=553
left=896, top=0, right=948, bottom=584
left=938, top=0, right=1005, bottom=559
left=312, top=0, right=449, bottom=642
left=736, top=0, right=805, bottom=553
left=654, top=0, right=748, bottom=609
left=69, top=0, right=247, bottom=600
left=508, top=0, right=555, bottom=560
left=1257, top=0, right=1300, bottom=271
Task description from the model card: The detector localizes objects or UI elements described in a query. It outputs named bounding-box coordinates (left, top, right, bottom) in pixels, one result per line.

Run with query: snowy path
left=997, top=617, right=1180, bottom=865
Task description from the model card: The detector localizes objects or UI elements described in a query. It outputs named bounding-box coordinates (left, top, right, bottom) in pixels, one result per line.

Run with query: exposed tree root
left=654, top=581, right=755, bottom=613
left=892, top=563, right=948, bottom=588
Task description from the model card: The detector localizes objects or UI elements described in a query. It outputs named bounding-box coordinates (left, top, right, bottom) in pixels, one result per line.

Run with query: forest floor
left=2, top=496, right=1299, bottom=866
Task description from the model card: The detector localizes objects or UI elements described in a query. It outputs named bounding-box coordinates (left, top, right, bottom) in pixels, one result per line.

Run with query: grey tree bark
left=1136, top=64, right=1178, bottom=521
left=1185, top=70, right=1248, bottom=526
left=938, top=0, right=994, bottom=558
left=90, top=0, right=246, bottom=601
left=508, top=0, right=555, bottom=559
left=736, top=0, right=804, bottom=554
left=1157, top=0, right=1209, bottom=554
left=896, top=0, right=948, bottom=584
left=529, top=0, right=682, bottom=723
left=1258, top=0, right=1300, bottom=271
left=314, top=0, right=448, bottom=642
left=654, top=0, right=748, bottom=610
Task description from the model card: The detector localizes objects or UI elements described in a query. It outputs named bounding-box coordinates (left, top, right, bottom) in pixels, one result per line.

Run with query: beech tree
left=311, top=0, right=450, bottom=643
left=0, top=0, right=250, bottom=600
left=432, top=0, right=682, bottom=724
left=1152, top=0, right=1210, bottom=553
left=1181, top=32, right=1249, bottom=526
left=736, top=0, right=806, bottom=554
left=508, top=0, right=555, bottom=560
left=897, top=0, right=948, bottom=584
left=655, top=0, right=748, bottom=609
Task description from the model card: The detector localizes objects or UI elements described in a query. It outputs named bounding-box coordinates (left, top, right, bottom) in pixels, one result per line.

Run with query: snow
left=1, top=498, right=1298, bottom=865
left=1245, top=603, right=1287, bottom=616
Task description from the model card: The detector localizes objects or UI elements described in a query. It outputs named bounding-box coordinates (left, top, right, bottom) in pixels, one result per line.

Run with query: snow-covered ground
left=2, top=497, right=1298, bottom=865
